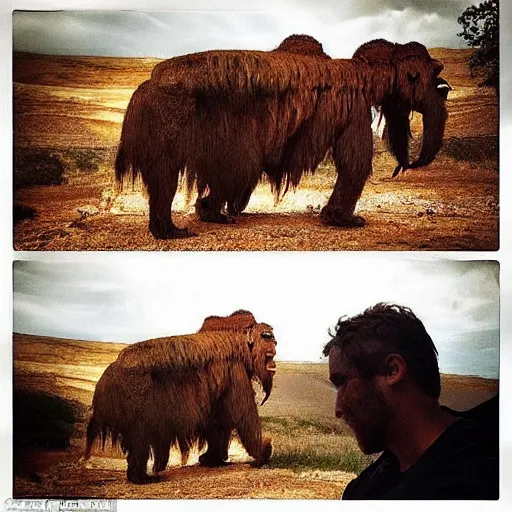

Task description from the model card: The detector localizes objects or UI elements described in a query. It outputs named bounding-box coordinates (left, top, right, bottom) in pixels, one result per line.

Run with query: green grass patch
left=63, top=147, right=111, bottom=174
left=261, top=415, right=373, bottom=475
left=14, top=146, right=116, bottom=190
left=267, top=447, right=373, bottom=474
left=261, top=416, right=294, bottom=431
left=14, top=149, right=66, bottom=190
left=13, top=389, right=80, bottom=449
left=295, top=417, right=340, bottom=434
left=262, top=415, right=347, bottom=435
left=441, top=136, right=498, bottom=165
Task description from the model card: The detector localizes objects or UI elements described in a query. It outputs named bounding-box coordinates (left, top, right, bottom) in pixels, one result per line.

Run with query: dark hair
left=323, top=303, right=440, bottom=399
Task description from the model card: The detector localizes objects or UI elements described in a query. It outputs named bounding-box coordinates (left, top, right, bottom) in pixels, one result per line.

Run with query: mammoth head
left=354, top=39, right=451, bottom=175
left=247, top=322, right=277, bottom=405
left=199, top=310, right=277, bottom=405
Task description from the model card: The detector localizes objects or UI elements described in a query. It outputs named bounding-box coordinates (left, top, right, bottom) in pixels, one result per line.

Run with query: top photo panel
left=12, top=4, right=499, bottom=251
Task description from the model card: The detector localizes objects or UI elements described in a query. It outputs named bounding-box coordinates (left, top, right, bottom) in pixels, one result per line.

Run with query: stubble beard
left=351, top=383, right=393, bottom=455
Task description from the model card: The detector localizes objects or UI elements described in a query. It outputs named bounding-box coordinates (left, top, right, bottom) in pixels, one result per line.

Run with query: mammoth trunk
left=410, top=99, right=448, bottom=169
left=381, top=99, right=411, bottom=171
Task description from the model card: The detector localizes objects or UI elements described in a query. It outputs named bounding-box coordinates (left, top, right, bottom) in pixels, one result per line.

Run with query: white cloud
left=12, top=3, right=470, bottom=58
left=12, top=257, right=499, bottom=376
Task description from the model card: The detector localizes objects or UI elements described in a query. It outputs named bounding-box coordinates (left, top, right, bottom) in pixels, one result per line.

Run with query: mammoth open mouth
left=266, top=353, right=277, bottom=373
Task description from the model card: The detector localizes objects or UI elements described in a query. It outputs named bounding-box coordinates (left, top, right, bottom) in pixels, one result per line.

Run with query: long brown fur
left=115, top=35, right=450, bottom=239
left=219, top=35, right=332, bottom=215
left=85, top=311, right=276, bottom=484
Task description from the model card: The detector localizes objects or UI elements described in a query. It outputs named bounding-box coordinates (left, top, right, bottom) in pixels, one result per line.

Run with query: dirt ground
left=15, top=449, right=354, bottom=500
left=12, top=334, right=499, bottom=500
left=12, top=49, right=499, bottom=251
left=13, top=158, right=498, bottom=251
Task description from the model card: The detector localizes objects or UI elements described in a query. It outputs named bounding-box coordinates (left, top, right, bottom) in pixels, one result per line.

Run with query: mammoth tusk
left=435, top=77, right=452, bottom=89
left=261, top=393, right=271, bottom=406
left=435, top=77, right=452, bottom=99
left=392, top=164, right=408, bottom=178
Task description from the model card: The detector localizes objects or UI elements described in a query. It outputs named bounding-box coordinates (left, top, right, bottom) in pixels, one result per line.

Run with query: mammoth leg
left=195, top=191, right=235, bottom=224
left=152, top=437, right=171, bottom=474
left=321, top=108, right=373, bottom=227
left=227, top=365, right=272, bottom=465
left=199, top=415, right=232, bottom=467
left=147, top=166, right=195, bottom=239
left=126, top=436, right=157, bottom=484
left=227, top=184, right=255, bottom=216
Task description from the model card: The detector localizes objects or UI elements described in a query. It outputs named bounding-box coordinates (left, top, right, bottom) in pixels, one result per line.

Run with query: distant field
left=12, top=49, right=498, bottom=148
left=12, top=333, right=499, bottom=499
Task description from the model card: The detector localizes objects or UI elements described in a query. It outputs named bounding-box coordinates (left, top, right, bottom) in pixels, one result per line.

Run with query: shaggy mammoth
left=115, top=35, right=450, bottom=239
left=85, top=310, right=277, bottom=484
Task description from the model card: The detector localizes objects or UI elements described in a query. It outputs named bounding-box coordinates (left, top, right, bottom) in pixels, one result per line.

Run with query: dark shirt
left=343, top=401, right=499, bottom=500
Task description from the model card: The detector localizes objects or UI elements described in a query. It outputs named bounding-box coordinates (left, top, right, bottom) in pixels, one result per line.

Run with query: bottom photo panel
left=11, top=255, right=499, bottom=500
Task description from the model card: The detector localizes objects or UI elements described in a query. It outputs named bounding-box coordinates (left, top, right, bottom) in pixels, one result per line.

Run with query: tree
left=457, top=0, right=499, bottom=91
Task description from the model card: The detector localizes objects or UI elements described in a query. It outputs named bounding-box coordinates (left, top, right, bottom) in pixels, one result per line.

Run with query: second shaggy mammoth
left=85, top=310, right=277, bottom=484
left=115, top=35, right=451, bottom=239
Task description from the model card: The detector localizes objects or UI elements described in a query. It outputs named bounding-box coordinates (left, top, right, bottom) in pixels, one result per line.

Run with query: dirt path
left=15, top=448, right=351, bottom=500
left=13, top=155, right=498, bottom=251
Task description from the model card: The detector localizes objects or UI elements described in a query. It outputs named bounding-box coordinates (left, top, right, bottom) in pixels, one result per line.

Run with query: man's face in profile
left=329, top=345, right=393, bottom=454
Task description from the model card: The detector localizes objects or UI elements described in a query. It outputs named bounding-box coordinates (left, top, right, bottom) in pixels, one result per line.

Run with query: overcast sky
left=12, top=0, right=478, bottom=59
left=13, top=255, right=499, bottom=378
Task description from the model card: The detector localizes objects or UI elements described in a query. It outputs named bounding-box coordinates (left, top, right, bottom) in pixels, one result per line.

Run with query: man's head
left=324, top=303, right=440, bottom=454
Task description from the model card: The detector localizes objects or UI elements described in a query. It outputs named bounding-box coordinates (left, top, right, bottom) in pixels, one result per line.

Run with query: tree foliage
left=457, top=0, right=499, bottom=91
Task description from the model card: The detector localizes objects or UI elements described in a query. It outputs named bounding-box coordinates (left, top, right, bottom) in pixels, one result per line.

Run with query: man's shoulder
left=435, top=416, right=498, bottom=459
left=406, top=417, right=498, bottom=498
left=343, top=451, right=398, bottom=499
left=343, top=418, right=498, bottom=500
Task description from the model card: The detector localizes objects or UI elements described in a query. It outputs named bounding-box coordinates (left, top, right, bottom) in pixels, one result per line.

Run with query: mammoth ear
left=431, top=59, right=444, bottom=76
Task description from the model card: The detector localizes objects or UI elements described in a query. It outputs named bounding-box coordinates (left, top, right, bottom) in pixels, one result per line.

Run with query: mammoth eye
left=407, top=72, right=419, bottom=83
left=261, top=331, right=274, bottom=339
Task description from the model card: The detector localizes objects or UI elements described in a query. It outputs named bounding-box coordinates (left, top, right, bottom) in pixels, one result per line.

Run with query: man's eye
left=330, top=377, right=346, bottom=389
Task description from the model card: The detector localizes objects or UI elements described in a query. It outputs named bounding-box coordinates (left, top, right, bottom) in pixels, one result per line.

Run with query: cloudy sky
left=13, top=255, right=499, bottom=378
left=12, top=0, right=479, bottom=59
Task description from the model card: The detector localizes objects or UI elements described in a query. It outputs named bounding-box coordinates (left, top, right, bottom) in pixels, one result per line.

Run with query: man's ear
left=383, top=354, right=406, bottom=385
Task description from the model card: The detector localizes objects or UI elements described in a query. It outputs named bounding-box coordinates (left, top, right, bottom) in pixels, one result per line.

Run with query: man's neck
left=386, top=399, right=459, bottom=472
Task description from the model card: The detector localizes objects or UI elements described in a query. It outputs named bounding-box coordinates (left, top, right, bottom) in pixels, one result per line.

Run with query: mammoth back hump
left=114, top=331, right=250, bottom=374
left=198, top=310, right=256, bottom=332
left=274, top=34, right=331, bottom=60
left=150, top=49, right=338, bottom=99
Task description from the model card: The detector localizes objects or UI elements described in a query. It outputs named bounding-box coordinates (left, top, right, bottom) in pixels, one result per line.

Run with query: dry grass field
left=12, top=48, right=498, bottom=251
left=12, top=333, right=499, bottom=499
